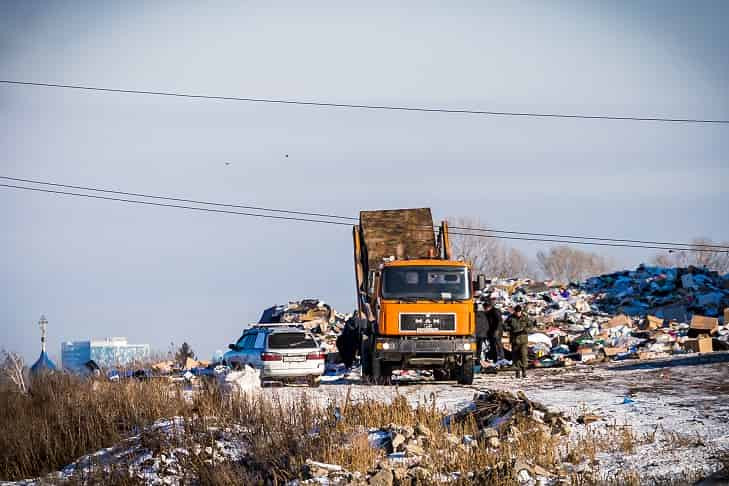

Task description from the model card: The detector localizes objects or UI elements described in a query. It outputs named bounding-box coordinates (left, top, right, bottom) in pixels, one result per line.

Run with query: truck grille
left=399, top=313, right=456, bottom=332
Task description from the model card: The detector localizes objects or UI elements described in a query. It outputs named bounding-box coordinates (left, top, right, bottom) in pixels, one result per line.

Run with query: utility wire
left=0, top=175, right=357, bottom=221
left=3, top=183, right=727, bottom=253
left=2, top=175, right=727, bottom=250
left=447, top=226, right=729, bottom=250
left=2, top=80, right=728, bottom=125
left=0, top=183, right=352, bottom=226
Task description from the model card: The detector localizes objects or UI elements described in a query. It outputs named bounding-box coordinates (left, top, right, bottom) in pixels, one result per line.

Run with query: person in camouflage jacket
left=504, top=305, right=533, bottom=378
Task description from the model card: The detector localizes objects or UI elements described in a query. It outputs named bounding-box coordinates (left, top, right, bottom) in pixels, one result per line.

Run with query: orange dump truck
left=353, top=208, right=483, bottom=384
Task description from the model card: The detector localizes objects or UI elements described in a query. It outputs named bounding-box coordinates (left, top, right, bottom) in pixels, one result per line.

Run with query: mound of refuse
left=483, top=265, right=729, bottom=367
left=583, top=265, right=729, bottom=320
left=455, top=389, right=572, bottom=438
left=258, top=299, right=351, bottom=354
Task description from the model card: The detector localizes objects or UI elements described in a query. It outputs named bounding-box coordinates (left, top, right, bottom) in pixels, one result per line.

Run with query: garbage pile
left=483, top=265, right=729, bottom=367
left=584, top=265, right=729, bottom=319
left=258, top=299, right=351, bottom=353
left=304, top=390, right=573, bottom=485
left=455, top=389, right=572, bottom=438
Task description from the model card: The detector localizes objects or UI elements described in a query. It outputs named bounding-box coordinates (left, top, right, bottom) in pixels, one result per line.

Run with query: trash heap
left=258, top=299, right=351, bottom=353
left=455, top=389, right=572, bottom=438
left=305, top=390, right=574, bottom=485
left=583, top=265, right=728, bottom=319
left=483, top=265, right=729, bottom=367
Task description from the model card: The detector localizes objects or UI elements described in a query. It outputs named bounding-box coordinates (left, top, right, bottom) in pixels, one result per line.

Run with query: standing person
left=483, top=299, right=504, bottom=362
left=504, top=305, right=533, bottom=379
left=336, top=317, right=360, bottom=370
left=474, top=298, right=489, bottom=366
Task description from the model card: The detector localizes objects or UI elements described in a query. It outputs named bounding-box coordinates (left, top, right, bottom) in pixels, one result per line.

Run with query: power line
left=0, top=175, right=356, bottom=221
left=2, top=175, right=727, bottom=250
left=446, top=230, right=728, bottom=253
left=2, top=79, right=728, bottom=125
left=0, top=183, right=352, bottom=226
left=2, top=182, right=727, bottom=253
left=447, top=226, right=729, bottom=250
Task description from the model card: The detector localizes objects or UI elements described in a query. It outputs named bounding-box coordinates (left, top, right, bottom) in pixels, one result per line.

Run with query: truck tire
left=361, top=335, right=373, bottom=378
left=372, top=356, right=381, bottom=381
left=458, top=356, right=474, bottom=385
left=433, top=369, right=450, bottom=381
left=372, top=358, right=392, bottom=385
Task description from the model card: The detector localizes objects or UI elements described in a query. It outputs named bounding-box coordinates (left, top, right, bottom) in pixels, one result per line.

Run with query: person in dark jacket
left=336, top=318, right=360, bottom=369
left=474, top=299, right=489, bottom=364
left=484, top=300, right=504, bottom=362
left=504, top=305, right=533, bottom=379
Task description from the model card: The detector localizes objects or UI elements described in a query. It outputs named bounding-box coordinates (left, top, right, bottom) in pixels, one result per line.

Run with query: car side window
left=241, top=333, right=256, bottom=349
left=254, top=332, right=266, bottom=349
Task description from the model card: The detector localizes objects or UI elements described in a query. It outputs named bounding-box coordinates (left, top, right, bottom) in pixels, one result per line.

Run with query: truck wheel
left=433, top=369, right=450, bottom=381
left=361, top=336, right=373, bottom=378
left=458, top=356, right=474, bottom=385
left=372, top=357, right=382, bottom=382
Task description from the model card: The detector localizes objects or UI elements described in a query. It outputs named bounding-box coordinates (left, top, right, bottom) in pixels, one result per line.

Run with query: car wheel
left=308, top=376, right=321, bottom=388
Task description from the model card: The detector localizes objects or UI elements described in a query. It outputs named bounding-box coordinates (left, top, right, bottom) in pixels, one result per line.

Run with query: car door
left=247, top=331, right=267, bottom=369
left=236, top=332, right=256, bottom=367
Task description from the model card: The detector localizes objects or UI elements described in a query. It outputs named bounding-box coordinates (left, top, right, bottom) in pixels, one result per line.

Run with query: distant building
left=31, top=315, right=57, bottom=375
left=62, top=337, right=150, bottom=371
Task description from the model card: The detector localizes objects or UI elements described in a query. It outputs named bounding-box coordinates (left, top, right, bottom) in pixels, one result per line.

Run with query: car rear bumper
left=261, top=363, right=325, bottom=379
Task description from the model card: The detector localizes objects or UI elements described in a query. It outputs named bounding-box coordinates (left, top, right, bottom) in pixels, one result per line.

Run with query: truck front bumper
left=373, top=336, right=476, bottom=356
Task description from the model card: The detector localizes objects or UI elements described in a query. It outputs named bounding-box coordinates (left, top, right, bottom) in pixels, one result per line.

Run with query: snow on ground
left=269, top=352, right=729, bottom=482
left=4, top=353, right=727, bottom=485
left=1, top=418, right=248, bottom=486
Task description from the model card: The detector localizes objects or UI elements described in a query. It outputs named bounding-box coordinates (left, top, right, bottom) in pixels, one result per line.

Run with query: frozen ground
left=267, top=352, right=729, bottom=483
left=4, top=353, right=727, bottom=485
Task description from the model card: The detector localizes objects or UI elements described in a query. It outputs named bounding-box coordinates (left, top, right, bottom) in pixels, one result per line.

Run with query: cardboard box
left=724, top=308, right=729, bottom=324
left=605, top=314, right=632, bottom=328
left=638, top=351, right=670, bottom=360
left=603, top=347, right=627, bottom=357
left=684, top=337, right=713, bottom=353
left=646, top=315, right=664, bottom=330
left=690, top=315, right=719, bottom=335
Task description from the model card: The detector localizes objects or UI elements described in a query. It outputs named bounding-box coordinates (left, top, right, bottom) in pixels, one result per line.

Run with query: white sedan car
left=223, top=325, right=325, bottom=386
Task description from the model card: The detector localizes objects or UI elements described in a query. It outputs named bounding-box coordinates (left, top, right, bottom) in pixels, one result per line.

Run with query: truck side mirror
left=476, top=274, right=486, bottom=291
left=228, top=343, right=237, bottom=351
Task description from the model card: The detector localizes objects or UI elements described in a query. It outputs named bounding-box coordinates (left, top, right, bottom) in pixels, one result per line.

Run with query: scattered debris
left=480, top=265, right=729, bottom=369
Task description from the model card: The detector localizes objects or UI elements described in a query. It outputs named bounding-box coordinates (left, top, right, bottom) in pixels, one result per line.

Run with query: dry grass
left=0, top=374, right=185, bottom=481
left=1, top=374, right=708, bottom=486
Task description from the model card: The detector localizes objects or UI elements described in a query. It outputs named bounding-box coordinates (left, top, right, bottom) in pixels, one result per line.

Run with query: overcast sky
left=2, top=1, right=728, bottom=363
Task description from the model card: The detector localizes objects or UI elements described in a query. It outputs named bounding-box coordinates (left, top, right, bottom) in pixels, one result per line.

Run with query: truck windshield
left=381, top=266, right=470, bottom=300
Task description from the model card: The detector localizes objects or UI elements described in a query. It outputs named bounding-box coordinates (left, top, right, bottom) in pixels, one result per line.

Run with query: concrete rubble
left=299, top=390, right=574, bottom=485
left=482, top=265, right=729, bottom=368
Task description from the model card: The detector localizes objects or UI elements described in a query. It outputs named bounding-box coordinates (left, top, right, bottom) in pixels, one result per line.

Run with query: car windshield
left=382, top=265, right=470, bottom=300
left=268, top=332, right=318, bottom=349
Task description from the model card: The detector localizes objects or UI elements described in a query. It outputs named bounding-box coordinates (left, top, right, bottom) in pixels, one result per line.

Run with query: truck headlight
left=464, top=342, right=476, bottom=351
left=376, top=341, right=392, bottom=350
